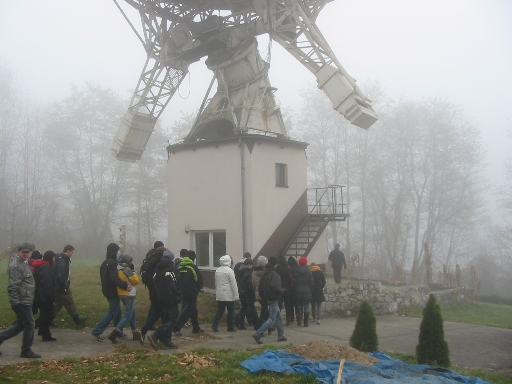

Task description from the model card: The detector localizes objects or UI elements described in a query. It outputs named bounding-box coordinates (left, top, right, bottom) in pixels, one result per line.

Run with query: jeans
left=257, top=299, right=269, bottom=329
left=0, top=304, right=34, bottom=353
left=212, top=301, right=235, bottom=330
left=174, top=297, right=200, bottom=332
left=153, top=305, right=179, bottom=346
left=116, top=297, right=136, bottom=331
left=92, top=298, right=122, bottom=336
left=141, top=300, right=161, bottom=334
left=255, top=300, right=284, bottom=339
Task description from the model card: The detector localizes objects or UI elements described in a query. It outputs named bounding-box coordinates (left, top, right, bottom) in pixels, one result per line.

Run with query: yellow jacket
left=116, top=268, right=139, bottom=297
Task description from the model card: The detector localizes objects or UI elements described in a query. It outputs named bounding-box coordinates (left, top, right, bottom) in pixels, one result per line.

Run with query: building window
left=194, top=231, right=226, bottom=268
left=276, top=163, right=288, bottom=187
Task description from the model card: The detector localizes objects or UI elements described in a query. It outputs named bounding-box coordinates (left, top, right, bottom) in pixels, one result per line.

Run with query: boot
left=108, top=328, right=122, bottom=344
left=73, top=315, right=87, bottom=326
left=133, top=330, right=143, bottom=344
left=304, top=312, right=309, bottom=327
left=297, top=308, right=303, bottom=326
left=286, top=316, right=291, bottom=326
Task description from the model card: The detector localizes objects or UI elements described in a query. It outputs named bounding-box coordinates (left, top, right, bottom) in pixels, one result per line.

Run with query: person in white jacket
left=211, top=255, right=239, bottom=332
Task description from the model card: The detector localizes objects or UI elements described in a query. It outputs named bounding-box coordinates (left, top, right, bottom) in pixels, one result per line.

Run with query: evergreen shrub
left=349, top=300, right=378, bottom=352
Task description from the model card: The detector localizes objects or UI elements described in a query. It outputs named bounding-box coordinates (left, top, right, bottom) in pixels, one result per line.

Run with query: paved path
left=1, top=315, right=511, bottom=377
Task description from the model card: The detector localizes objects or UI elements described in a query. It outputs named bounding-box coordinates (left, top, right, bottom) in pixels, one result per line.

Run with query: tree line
left=1, top=67, right=510, bottom=297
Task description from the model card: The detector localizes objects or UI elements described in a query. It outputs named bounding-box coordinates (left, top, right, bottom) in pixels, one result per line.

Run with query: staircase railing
left=307, top=185, right=347, bottom=217
left=282, top=185, right=348, bottom=258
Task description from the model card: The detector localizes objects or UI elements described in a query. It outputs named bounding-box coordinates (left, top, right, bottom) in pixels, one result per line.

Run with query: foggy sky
left=1, top=0, right=511, bottom=215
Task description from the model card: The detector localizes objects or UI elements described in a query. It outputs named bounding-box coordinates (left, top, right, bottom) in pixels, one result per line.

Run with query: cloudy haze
left=1, top=0, right=511, bottom=195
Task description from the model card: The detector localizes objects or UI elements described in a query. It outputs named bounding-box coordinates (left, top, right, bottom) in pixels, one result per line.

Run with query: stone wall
left=323, top=281, right=475, bottom=317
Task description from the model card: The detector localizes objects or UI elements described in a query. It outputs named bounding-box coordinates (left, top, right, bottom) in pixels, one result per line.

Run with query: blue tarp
left=241, top=350, right=490, bottom=384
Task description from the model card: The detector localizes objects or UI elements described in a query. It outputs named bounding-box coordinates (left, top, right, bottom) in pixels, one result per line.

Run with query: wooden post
left=336, top=358, right=345, bottom=384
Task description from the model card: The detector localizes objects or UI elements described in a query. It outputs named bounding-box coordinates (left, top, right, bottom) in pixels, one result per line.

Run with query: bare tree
left=44, top=82, right=130, bottom=255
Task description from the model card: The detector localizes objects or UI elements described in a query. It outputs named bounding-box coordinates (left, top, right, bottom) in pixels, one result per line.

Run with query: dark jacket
left=310, top=266, right=326, bottom=303
left=54, top=253, right=71, bottom=291
left=100, top=246, right=128, bottom=300
left=293, top=265, right=314, bottom=303
left=8, top=256, right=35, bottom=306
left=238, top=266, right=255, bottom=302
left=178, top=256, right=203, bottom=300
left=275, top=262, right=293, bottom=293
left=33, top=259, right=56, bottom=302
left=328, top=249, right=347, bottom=269
left=258, top=265, right=283, bottom=302
left=153, top=258, right=181, bottom=307
left=142, top=246, right=165, bottom=301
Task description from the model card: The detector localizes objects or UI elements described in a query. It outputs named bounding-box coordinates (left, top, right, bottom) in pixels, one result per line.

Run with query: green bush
left=349, top=300, right=378, bottom=352
left=416, top=294, right=450, bottom=367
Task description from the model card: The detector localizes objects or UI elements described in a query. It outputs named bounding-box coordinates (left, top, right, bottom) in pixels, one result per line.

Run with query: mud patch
left=284, top=341, right=379, bottom=365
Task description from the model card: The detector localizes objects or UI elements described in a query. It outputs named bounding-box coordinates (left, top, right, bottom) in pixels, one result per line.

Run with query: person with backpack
left=275, top=255, right=293, bottom=326
left=108, top=254, right=142, bottom=344
left=32, top=251, right=57, bottom=342
left=139, top=241, right=165, bottom=341
left=236, top=258, right=258, bottom=330
left=173, top=250, right=204, bottom=336
left=91, top=243, right=130, bottom=341
left=252, top=256, right=287, bottom=344
left=147, top=250, right=181, bottom=350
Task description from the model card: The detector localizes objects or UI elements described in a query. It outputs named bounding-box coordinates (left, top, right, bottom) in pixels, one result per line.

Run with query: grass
left=1, top=258, right=511, bottom=383
left=0, top=344, right=318, bottom=383
left=401, top=302, right=512, bottom=330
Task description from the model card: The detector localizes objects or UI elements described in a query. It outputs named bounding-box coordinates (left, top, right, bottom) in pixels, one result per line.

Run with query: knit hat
left=31, top=250, right=43, bottom=260
left=161, top=250, right=175, bottom=261
left=43, top=251, right=56, bottom=263
left=299, top=256, right=308, bottom=266
left=117, top=253, right=133, bottom=266
left=257, top=256, right=268, bottom=267
left=154, top=240, right=164, bottom=249
left=268, top=256, right=278, bottom=267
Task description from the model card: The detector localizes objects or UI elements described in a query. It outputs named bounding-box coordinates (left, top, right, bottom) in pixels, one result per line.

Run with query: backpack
left=140, top=249, right=155, bottom=286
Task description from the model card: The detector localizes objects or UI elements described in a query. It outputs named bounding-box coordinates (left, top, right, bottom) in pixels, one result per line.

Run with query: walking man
left=53, top=245, right=87, bottom=325
left=91, top=243, right=131, bottom=341
left=252, top=256, right=287, bottom=344
left=0, top=243, right=41, bottom=358
left=328, top=243, right=347, bottom=284
left=173, top=250, right=204, bottom=336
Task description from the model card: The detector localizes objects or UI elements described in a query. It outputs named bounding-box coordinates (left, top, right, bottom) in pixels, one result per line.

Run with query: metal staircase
left=282, top=185, right=348, bottom=259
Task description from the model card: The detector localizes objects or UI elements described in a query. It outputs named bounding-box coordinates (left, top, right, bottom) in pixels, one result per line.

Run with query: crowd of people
left=1, top=240, right=346, bottom=358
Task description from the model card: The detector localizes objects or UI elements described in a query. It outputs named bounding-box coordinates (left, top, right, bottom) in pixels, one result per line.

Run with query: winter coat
left=252, top=266, right=265, bottom=301
left=153, top=258, right=181, bottom=307
left=8, top=256, right=35, bottom=306
left=238, top=266, right=255, bottom=301
left=310, top=265, right=326, bottom=303
left=142, top=246, right=165, bottom=301
left=328, top=249, right=347, bottom=269
left=100, top=247, right=129, bottom=300
left=117, top=267, right=139, bottom=297
left=293, top=265, right=314, bottom=303
left=215, top=255, right=239, bottom=302
left=54, top=253, right=71, bottom=291
left=33, top=259, right=56, bottom=303
left=258, top=265, right=283, bottom=302
left=275, top=263, right=293, bottom=293
left=178, top=256, right=203, bottom=300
